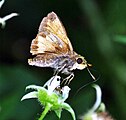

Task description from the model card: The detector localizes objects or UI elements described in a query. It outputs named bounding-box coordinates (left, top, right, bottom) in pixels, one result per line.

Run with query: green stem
left=38, top=103, right=52, bottom=120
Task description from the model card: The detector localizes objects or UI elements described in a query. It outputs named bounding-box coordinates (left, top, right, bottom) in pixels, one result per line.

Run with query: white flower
left=89, top=84, right=102, bottom=113
left=21, top=75, right=76, bottom=120
left=43, top=75, right=61, bottom=94
left=0, top=0, right=18, bottom=28
left=0, top=0, right=4, bottom=8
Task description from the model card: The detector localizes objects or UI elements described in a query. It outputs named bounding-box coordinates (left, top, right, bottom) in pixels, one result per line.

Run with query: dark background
left=0, top=0, right=126, bottom=120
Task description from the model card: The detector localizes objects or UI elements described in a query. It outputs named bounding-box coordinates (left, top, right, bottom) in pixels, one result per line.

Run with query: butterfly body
left=29, top=51, right=87, bottom=75
left=28, top=12, right=89, bottom=79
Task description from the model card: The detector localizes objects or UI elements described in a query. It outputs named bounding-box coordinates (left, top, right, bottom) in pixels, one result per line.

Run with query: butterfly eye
left=77, top=58, right=83, bottom=64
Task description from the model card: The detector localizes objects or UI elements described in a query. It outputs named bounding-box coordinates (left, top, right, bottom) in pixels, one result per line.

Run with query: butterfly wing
left=30, top=12, right=73, bottom=55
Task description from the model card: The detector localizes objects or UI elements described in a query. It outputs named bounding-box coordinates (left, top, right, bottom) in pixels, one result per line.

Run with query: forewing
left=30, top=12, right=73, bottom=55
left=30, top=32, right=68, bottom=55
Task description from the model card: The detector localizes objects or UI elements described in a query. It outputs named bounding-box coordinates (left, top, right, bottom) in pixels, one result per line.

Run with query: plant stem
left=38, top=103, right=52, bottom=120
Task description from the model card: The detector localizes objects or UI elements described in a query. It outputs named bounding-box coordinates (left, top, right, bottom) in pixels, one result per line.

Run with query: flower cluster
left=21, top=75, right=76, bottom=120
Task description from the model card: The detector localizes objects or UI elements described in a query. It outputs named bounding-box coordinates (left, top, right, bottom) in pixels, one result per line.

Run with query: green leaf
left=21, top=91, right=38, bottom=101
left=26, top=85, right=46, bottom=91
left=38, top=89, right=58, bottom=107
left=38, top=103, right=53, bottom=120
left=61, top=103, right=76, bottom=120
left=54, top=109, right=62, bottom=119
left=114, top=35, right=126, bottom=44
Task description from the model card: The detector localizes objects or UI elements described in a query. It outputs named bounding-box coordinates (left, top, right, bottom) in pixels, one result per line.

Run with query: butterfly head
left=70, top=55, right=88, bottom=71
left=76, top=56, right=88, bottom=70
left=71, top=54, right=95, bottom=80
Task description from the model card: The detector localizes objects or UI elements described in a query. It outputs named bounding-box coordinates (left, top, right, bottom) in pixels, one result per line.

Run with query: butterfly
left=28, top=12, right=94, bottom=85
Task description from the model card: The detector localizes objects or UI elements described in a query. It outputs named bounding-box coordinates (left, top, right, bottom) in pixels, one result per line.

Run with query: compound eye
left=77, top=58, right=83, bottom=64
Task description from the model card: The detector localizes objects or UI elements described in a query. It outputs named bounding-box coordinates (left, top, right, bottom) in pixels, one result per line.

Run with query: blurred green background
left=0, top=0, right=126, bottom=119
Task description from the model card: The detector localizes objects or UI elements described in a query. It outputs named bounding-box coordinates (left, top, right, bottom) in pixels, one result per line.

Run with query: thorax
left=52, top=53, right=76, bottom=74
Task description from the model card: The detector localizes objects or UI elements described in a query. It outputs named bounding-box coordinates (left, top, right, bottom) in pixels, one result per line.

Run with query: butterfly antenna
left=73, top=68, right=100, bottom=98
left=73, top=79, right=97, bottom=98
left=87, top=67, right=96, bottom=80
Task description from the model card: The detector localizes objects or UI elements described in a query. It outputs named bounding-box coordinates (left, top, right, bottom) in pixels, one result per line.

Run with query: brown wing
left=30, top=12, right=73, bottom=55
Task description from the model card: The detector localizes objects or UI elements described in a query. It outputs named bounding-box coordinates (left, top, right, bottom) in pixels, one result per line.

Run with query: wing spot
left=31, top=45, right=39, bottom=49
left=40, top=32, right=46, bottom=38
left=48, top=12, right=56, bottom=21
left=33, top=40, right=38, bottom=44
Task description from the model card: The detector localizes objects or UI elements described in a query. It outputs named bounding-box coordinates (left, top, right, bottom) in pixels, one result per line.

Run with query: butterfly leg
left=53, top=64, right=67, bottom=76
left=53, top=69, right=59, bottom=76
left=61, top=73, right=74, bottom=86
